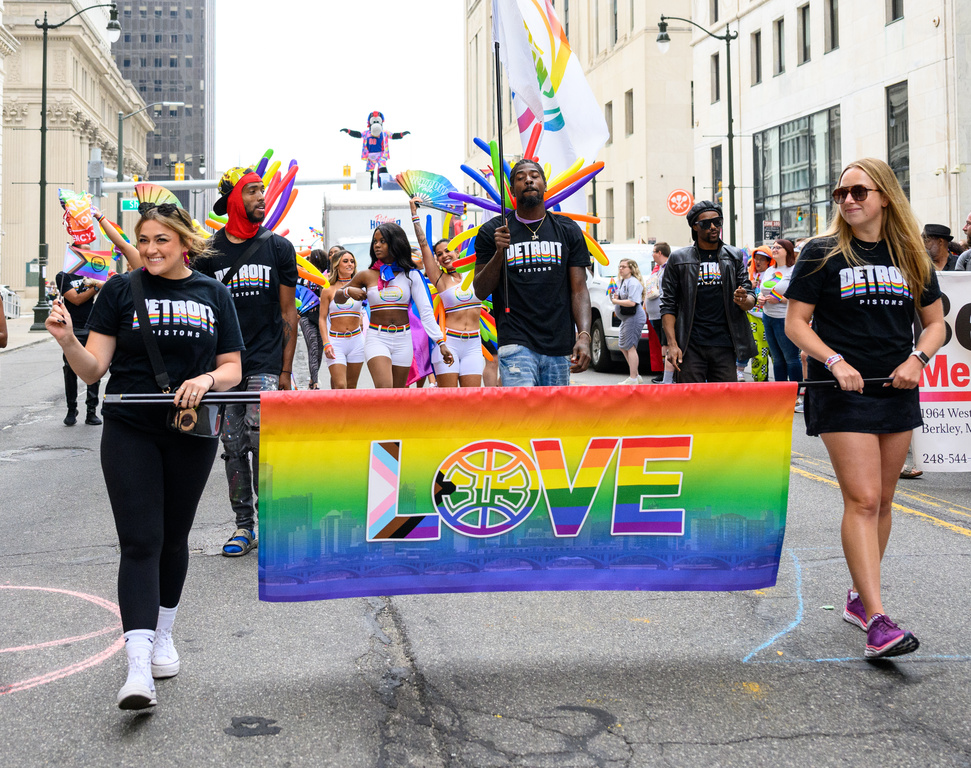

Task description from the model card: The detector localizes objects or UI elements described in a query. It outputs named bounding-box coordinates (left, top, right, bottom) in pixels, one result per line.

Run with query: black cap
left=923, top=223, right=951, bottom=240
left=687, top=200, right=722, bottom=228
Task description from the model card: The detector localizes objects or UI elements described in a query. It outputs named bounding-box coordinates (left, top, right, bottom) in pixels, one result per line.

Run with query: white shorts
left=364, top=324, right=413, bottom=367
left=326, top=328, right=365, bottom=367
left=433, top=331, right=485, bottom=377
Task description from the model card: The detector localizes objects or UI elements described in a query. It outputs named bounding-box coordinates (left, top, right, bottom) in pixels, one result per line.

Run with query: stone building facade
left=2, top=0, right=150, bottom=295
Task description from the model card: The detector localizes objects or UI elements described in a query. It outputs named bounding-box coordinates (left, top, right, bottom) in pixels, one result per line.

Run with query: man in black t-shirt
left=55, top=268, right=105, bottom=425
left=660, top=201, right=756, bottom=383
left=195, top=167, right=298, bottom=556
left=473, top=159, right=591, bottom=386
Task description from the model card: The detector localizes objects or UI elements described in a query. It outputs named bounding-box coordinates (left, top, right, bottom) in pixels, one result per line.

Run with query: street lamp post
left=31, top=3, right=122, bottom=331
left=116, top=100, right=185, bottom=225
left=657, top=14, right=739, bottom=245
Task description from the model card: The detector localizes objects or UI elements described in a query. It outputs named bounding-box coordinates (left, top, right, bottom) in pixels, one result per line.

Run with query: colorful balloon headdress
left=213, top=166, right=256, bottom=216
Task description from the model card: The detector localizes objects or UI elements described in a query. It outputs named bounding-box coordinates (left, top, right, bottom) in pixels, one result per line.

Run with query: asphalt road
left=2, top=337, right=970, bottom=767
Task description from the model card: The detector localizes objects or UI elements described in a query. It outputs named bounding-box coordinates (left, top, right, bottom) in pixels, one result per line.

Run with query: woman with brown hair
left=611, top=258, right=647, bottom=385
left=785, top=158, right=945, bottom=659
left=757, top=238, right=802, bottom=384
left=318, top=249, right=365, bottom=389
left=47, top=204, right=243, bottom=708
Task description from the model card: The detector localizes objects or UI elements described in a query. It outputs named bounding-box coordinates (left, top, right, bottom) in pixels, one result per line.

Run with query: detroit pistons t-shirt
left=689, top=251, right=732, bottom=347
left=786, top=237, right=941, bottom=381
left=87, top=270, right=244, bottom=433
left=474, top=213, right=590, bottom=356
left=195, top=228, right=298, bottom=378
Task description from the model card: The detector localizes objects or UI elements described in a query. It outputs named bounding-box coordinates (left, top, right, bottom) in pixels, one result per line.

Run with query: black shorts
left=650, top=318, right=667, bottom=346
left=804, top=385, right=922, bottom=436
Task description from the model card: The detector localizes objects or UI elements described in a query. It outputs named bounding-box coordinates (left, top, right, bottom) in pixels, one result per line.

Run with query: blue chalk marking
left=742, top=549, right=804, bottom=663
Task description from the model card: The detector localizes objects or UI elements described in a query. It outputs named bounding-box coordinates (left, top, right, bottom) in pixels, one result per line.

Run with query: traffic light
left=796, top=207, right=804, bottom=223
left=461, top=202, right=468, bottom=222
left=132, top=174, right=139, bottom=182
left=174, top=162, right=185, bottom=181
left=343, top=164, right=351, bottom=191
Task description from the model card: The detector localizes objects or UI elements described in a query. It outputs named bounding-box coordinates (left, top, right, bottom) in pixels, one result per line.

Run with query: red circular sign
left=667, top=189, right=694, bottom=216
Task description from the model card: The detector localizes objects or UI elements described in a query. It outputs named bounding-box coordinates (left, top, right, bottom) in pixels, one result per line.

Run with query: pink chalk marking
left=0, top=585, right=123, bottom=697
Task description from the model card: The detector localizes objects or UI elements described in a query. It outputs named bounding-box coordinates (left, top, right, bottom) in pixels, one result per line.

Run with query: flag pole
left=494, top=40, right=506, bottom=221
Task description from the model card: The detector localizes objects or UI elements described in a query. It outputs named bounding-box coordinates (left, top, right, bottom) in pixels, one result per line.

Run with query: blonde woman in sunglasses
left=785, top=158, right=945, bottom=659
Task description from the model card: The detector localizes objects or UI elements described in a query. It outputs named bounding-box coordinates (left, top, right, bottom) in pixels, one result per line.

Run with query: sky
left=212, top=0, right=466, bottom=249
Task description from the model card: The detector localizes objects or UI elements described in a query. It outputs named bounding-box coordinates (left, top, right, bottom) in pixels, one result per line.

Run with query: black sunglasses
left=138, top=202, right=181, bottom=217
left=831, top=185, right=878, bottom=205
left=696, top=217, right=723, bottom=230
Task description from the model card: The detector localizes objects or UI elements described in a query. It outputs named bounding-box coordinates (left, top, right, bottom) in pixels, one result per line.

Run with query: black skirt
left=804, top=384, right=922, bottom=436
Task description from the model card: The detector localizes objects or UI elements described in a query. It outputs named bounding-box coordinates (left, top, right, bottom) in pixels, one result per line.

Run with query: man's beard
left=520, top=190, right=544, bottom=207
left=246, top=206, right=265, bottom=223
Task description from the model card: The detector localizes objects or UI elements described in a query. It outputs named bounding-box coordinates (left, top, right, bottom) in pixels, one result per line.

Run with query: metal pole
left=591, top=175, right=598, bottom=241
left=30, top=15, right=50, bottom=331
left=116, top=111, right=123, bottom=226
left=724, top=31, right=736, bottom=245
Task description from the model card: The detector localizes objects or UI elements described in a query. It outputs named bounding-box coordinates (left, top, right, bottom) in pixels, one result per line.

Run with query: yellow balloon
left=447, top=225, right=481, bottom=252
left=548, top=157, right=584, bottom=188
left=442, top=214, right=453, bottom=241
left=263, top=160, right=281, bottom=187
left=583, top=231, right=609, bottom=266
left=461, top=268, right=475, bottom=291
left=543, top=163, right=552, bottom=181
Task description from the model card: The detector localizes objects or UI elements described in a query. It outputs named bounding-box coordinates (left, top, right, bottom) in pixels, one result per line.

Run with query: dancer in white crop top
left=410, top=196, right=485, bottom=387
left=336, top=224, right=453, bottom=388
left=318, top=249, right=365, bottom=389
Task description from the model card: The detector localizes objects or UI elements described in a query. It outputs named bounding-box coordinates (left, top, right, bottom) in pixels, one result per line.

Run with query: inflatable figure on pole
left=340, top=111, right=410, bottom=188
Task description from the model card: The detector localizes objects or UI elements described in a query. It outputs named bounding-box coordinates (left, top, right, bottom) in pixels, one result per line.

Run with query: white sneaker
left=618, top=377, right=635, bottom=385
left=634, top=376, right=643, bottom=385
left=151, top=627, right=180, bottom=679
left=117, top=655, right=157, bottom=710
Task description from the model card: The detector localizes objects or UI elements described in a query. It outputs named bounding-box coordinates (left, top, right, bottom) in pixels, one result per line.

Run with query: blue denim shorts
left=498, top=344, right=571, bottom=387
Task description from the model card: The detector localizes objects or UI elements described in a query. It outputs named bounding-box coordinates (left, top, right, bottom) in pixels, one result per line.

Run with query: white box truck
left=320, top=189, right=446, bottom=263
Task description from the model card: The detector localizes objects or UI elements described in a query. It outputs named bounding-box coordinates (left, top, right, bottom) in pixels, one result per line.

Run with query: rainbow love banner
left=258, top=383, right=797, bottom=601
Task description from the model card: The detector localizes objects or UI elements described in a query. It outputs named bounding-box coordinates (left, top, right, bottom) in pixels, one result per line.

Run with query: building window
left=186, top=7, right=193, bottom=18
left=170, top=6, right=178, bottom=17
left=595, top=0, right=601, bottom=54
left=169, top=56, right=178, bottom=68
left=752, top=105, right=841, bottom=242
left=798, top=5, right=810, bottom=64
left=140, top=57, right=147, bottom=67
left=122, top=58, right=131, bottom=68
left=774, top=18, right=785, bottom=74
left=154, top=57, right=163, bottom=67
left=123, top=6, right=132, bottom=17
left=710, top=0, right=719, bottom=24
left=155, top=35, right=162, bottom=43
left=605, top=188, right=615, bottom=241
left=825, top=0, right=839, bottom=52
left=564, top=0, right=569, bottom=40
left=123, top=33, right=131, bottom=43
left=626, top=182, right=635, bottom=240
left=887, top=82, right=909, bottom=198
left=605, top=101, right=613, bottom=144
left=185, top=34, right=193, bottom=43
left=751, top=31, right=762, bottom=85
left=171, top=34, right=178, bottom=43
left=140, top=33, right=147, bottom=43
left=711, top=53, right=720, bottom=103
left=887, top=0, right=903, bottom=23
left=139, top=6, right=147, bottom=17
left=154, top=7, right=162, bottom=17
left=711, top=145, right=723, bottom=205
left=630, top=0, right=634, bottom=31
left=612, top=0, right=618, bottom=44
left=624, top=89, right=634, bottom=136
left=185, top=107, right=192, bottom=117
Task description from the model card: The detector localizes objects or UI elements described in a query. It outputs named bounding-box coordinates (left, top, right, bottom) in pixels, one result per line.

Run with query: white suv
left=586, top=243, right=656, bottom=372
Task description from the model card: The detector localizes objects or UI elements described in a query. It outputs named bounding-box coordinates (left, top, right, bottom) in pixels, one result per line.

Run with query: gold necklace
left=852, top=237, right=881, bottom=252
left=519, top=213, right=547, bottom=240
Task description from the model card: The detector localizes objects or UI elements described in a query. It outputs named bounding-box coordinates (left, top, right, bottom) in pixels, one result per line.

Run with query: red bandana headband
left=225, top=171, right=264, bottom=240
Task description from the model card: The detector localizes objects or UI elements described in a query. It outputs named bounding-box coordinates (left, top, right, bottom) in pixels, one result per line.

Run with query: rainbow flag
left=63, top=244, right=115, bottom=282
left=259, top=383, right=796, bottom=601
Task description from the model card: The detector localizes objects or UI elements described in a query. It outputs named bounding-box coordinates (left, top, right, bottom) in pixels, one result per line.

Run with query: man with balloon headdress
left=340, top=111, right=410, bottom=188
left=194, top=167, right=298, bottom=558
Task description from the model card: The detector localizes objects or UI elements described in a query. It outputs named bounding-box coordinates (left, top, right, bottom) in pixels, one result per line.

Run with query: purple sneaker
left=843, top=590, right=867, bottom=631
left=865, top=614, right=919, bottom=658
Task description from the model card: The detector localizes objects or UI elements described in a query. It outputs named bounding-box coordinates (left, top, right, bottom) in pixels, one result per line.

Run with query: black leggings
left=101, top=418, right=218, bottom=631
left=299, top=315, right=323, bottom=386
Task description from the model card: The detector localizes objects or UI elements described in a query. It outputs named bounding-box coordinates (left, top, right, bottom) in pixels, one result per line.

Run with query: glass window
left=751, top=31, right=762, bottom=85
left=605, top=101, right=613, bottom=144
left=887, top=0, right=903, bottom=23
left=624, top=89, right=633, bottom=136
left=563, top=0, right=569, bottom=40
left=605, top=188, right=615, bottom=241
left=710, top=0, right=719, bottom=24
left=712, top=145, right=723, bottom=205
left=711, top=53, right=720, bottom=103
left=752, top=108, right=840, bottom=242
left=185, top=34, right=193, bottom=43
left=887, top=82, right=909, bottom=198
left=123, top=33, right=131, bottom=43
left=140, top=33, right=147, bottom=43
left=798, top=5, right=810, bottom=64
left=626, top=182, right=635, bottom=240
left=774, top=18, right=785, bottom=75
left=171, top=35, right=178, bottom=44
left=825, top=0, right=839, bottom=52
left=612, top=0, right=618, bottom=44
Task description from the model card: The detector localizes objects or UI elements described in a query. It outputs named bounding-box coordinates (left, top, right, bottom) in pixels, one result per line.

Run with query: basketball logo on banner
left=433, top=440, right=539, bottom=537
left=667, top=189, right=694, bottom=217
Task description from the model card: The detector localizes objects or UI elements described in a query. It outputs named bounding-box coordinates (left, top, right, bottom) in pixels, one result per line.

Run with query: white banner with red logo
left=914, top=272, right=971, bottom=472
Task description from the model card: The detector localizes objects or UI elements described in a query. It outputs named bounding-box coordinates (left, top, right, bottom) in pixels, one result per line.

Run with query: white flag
left=491, top=0, right=609, bottom=208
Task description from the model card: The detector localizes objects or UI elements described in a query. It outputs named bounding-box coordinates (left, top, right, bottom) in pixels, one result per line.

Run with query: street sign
left=762, top=220, right=782, bottom=242
left=667, top=189, right=693, bottom=216
left=121, top=198, right=139, bottom=211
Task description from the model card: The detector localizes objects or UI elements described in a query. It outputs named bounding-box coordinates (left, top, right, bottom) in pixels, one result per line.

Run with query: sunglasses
left=138, top=202, right=181, bottom=217
left=696, top=217, right=723, bottom=230
left=831, top=185, right=878, bottom=205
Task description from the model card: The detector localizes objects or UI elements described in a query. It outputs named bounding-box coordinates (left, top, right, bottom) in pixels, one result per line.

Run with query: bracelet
left=577, top=330, right=591, bottom=341
left=824, top=354, right=843, bottom=371
left=203, top=372, right=215, bottom=389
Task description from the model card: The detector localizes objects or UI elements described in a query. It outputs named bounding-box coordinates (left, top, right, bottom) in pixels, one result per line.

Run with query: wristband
left=203, top=372, right=215, bottom=389
left=281, top=370, right=292, bottom=374
left=910, top=349, right=930, bottom=367
left=824, top=354, right=843, bottom=371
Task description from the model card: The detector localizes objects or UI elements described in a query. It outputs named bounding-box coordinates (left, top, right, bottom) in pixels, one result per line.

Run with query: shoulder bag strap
left=129, top=270, right=171, bottom=392
left=219, top=229, right=273, bottom=286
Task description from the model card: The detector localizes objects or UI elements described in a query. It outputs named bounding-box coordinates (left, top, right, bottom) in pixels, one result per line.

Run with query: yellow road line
left=791, top=466, right=971, bottom=539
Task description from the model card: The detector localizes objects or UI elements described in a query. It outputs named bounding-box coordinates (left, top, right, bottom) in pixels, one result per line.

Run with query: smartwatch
left=910, top=350, right=930, bottom=367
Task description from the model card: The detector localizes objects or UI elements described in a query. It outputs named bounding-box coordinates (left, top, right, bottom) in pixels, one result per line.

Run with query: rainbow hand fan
left=395, top=170, right=464, bottom=215
left=294, top=284, right=320, bottom=316
left=135, top=183, right=182, bottom=211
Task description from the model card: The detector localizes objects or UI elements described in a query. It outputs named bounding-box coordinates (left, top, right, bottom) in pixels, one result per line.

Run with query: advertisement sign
left=258, top=384, right=796, bottom=601
left=667, top=190, right=694, bottom=217
left=762, top=220, right=782, bottom=243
